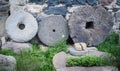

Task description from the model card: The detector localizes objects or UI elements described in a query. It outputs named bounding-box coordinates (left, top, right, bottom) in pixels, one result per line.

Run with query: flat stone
left=57, top=66, right=118, bottom=71
left=68, top=5, right=113, bottom=46
left=53, top=52, right=67, bottom=69
left=43, top=6, right=68, bottom=16
left=38, top=15, right=69, bottom=46
left=68, top=46, right=114, bottom=60
left=0, top=54, right=16, bottom=71
left=1, top=41, right=32, bottom=54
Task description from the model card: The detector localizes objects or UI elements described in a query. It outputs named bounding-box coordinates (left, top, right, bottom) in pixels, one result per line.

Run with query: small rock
left=39, top=44, right=48, bottom=52
left=1, top=42, right=32, bottom=54
left=74, top=42, right=87, bottom=51
left=0, top=54, right=16, bottom=71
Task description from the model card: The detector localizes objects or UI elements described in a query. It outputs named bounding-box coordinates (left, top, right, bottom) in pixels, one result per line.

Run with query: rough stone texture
left=86, top=0, right=98, bottom=5
left=68, top=5, right=113, bottom=46
left=1, top=41, right=32, bottom=54
left=0, top=54, right=16, bottom=71
left=57, top=66, right=118, bottom=71
left=0, top=0, right=10, bottom=13
left=53, top=52, right=118, bottom=71
left=43, top=6, right=68, bottom=16
left=9, top=0, right=27, bottom=5
left=99, top=0, right=115, bottom=6
left=115, top=11, right=120, bottom=22
left=116, top=0, right=120, bottom=5
left=10, top=5, right=25, bottom=14
left=53, top=52, right=67, bottom=69
left=6, top=11, right=38, bottom=42
left=0, top=14, right=8, bottom=37
left=38, top=15, right=69, bottom=46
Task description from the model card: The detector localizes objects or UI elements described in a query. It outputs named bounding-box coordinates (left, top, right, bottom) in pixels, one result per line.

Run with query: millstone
left=68, top=5, right=113, bottom=46
left=38, top=15, right=69, bottom=46
left=6, top=11, right=38, bottom=42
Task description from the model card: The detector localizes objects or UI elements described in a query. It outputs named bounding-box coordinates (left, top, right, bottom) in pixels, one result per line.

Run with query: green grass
left=0, top=33, right=119, bottom=71
left=67, top=56, right=108, bottom=67
left=97, top=32, right=120, bottom=70
left=0, top=41, right=67, bottom=71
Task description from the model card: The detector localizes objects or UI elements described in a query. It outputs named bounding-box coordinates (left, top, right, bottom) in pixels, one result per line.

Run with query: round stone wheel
left=38, top=15, right=69, bottom=46
left=6, top=11, right=38, bottom=42
left=68, top=5, right=113, bottom=46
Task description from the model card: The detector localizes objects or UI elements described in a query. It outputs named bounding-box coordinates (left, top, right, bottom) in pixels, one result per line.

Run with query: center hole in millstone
left=18, top=23, right=25, bottom=30
left=53, top=29, right=56, bottom=32
left=85, top=21, right=94, bottom=29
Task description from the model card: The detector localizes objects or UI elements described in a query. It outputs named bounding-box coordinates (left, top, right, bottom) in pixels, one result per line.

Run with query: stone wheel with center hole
left=68, top=5, right=113, bottom=46
left=6, top=11, right=38, bottom=42
left=38, top=15, right=69, bottom=46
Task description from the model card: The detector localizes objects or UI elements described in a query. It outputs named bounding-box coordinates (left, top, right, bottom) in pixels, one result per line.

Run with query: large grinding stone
left=68, top=5, right=113, bottom=46
left=6, top=11, right=38, bottom=42
left=38, top=15, right=68, bottom=46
